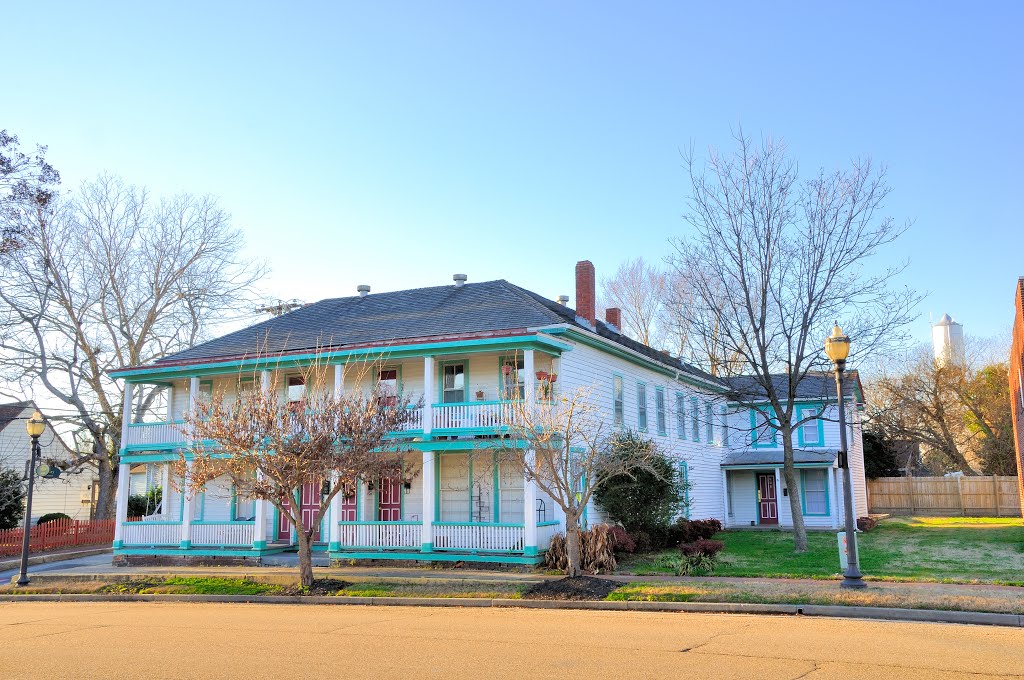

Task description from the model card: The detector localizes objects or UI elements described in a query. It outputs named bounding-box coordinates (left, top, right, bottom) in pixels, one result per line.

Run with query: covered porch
left=721, top=450, right=847, bottom=530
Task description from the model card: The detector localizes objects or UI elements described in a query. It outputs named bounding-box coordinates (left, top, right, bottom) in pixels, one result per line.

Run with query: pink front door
left=278, top=482, right=322, bottom=541
left=757, top=473, right=778, bottom=525
left=378, top=478, right=402, bottom=521
left=340, top=484, right=357, bottom=522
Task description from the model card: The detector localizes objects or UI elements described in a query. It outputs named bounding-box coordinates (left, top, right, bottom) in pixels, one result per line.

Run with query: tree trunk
left=296, top=528, right=315, bottom=588
left=564, top=514, right=582, bottom=577
left=781, top=437, right=807, bottom=552
left=94, top=457, right=117, bottom=520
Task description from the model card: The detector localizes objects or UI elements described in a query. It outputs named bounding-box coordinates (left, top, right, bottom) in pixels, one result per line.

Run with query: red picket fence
left=0, top=518, right=115, bottom=557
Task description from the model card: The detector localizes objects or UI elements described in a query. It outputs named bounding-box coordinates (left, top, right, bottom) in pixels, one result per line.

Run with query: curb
left=0, top=594, right=1020, bottom=627
left=0, top=548, right=111, bottom=573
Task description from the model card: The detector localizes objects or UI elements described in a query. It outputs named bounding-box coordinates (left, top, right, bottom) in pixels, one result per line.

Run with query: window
left=441, top=362, right=466, bottom=403
left=655, top=388, right=666, bottom=435
left=500, top=356, right=525, bottom=400
left=801, top=469, right=829, bottom=515
left=286, top=376, right=305, bottom=404
left=378, top=369, right=399, bottom=407
left=679, top=461, right=691, bottom=519
left=612, top=375, right=624, bottom=426
left=233, top=488, right=255, bottom=521
left=637, top=383, right=648, bottom=431
left=799, top=407, right=822, bottom=446
left=751, top=408, right=777, bottom=446
left=705, top=401, right=714, bottom=443
left=720, top=406, right=729, bottom=446
left=675, top=393, right=686, bottom=439
left=237, top=378, right=256, bottom=399
left=690, top=397, right=699, bottom=441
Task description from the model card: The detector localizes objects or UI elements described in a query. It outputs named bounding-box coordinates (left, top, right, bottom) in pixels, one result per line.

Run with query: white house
left=108, top=261, right=867, bottom=565
left=0, top=401, right=99, bottom=521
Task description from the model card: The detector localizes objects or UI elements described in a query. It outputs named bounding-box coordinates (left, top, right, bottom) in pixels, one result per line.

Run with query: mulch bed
left=286, top=579, right=351, bottom=596
left=522, top=576, right=621, bottom=601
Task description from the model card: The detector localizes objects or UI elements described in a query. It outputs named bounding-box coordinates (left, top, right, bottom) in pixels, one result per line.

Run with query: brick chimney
left=575, top=260, right=596, bottom=326
left=605, top=307, right=621, bottom=331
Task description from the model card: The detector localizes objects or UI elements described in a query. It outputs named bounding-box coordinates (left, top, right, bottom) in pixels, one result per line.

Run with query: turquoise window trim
left=799, top=468, right=830, bottom=516
left=612, top=373, right=624, bottom=427
left=796, top=407, right=826, bottom=447
left=637, top=381, right=648, bottom=432
left=675, top=392, right=686, bottom=439
left=377, top=363, right=405, bottom=397
left=438, top=359, right=469, bottom=405
left=749, top=407, right=778, bottom=448
left=679, top=461, right=690, bottom=519
left=690, top=397, right=700, bottom=442
left=655, top=387, right=667, bottom=436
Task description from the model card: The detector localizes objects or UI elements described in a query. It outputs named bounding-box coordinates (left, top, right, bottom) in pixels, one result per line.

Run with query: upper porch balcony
left=120, top=347, right=560, bottom=451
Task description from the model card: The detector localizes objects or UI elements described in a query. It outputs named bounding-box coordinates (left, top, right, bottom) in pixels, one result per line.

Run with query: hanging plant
left=536, top=370, right=549, bottom=381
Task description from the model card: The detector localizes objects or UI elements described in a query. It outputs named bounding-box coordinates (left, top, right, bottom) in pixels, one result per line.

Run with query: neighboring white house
left=0, top=401, right=99, bottom=521
left=108, top=261, right=867, bottom=565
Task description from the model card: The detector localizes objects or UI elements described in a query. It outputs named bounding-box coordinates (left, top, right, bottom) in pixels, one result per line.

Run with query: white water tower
left=932, top=313, right=964, bottom=366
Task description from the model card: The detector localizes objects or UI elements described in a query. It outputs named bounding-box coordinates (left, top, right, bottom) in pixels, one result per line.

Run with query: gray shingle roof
left=720, top=449, right=837, bottom=467
left=0, top=401, right=32, bottom=433
left=723, top=372, right=861, bottom=404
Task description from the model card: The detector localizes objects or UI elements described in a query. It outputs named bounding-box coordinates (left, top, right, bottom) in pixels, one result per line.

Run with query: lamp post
left=824, top=324, right=867, bottom=590
left=17, top=410, right=46, bottom=587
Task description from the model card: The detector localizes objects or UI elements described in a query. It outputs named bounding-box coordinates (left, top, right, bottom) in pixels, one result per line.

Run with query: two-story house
left=108, top=261, right=867, bottom=566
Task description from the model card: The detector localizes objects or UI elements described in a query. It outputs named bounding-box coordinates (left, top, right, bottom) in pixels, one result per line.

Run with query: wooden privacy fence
left=0, top=519, right=115, bottom=557
left=867, top=476, right=1020, bottom=517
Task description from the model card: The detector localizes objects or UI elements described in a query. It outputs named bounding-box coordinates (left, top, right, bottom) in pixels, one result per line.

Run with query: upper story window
left=720, top=406, right=729, bottom=446
left=705, top=401, right=714, bottom=443
left=690, top=397, right=699, bottom=441
left=655, top=387, right=666, bottom=435
left=637, top=382, right=648, bottom=431
left=501, top=356, right=525, bottom=401
left=612, top=375, right=624, bottom=426
left=751, top=408, right=777, bottom=447
left=238, top=378, right=256, bottom=399
left=442, top=362, right=466, bottom=404
left=799, top=407, right=822, bottom=446
left=378, top=369, right=399, bottom=407
left=286, top=376, right=305, bottom=404
left=676, top=393, right=686, bottom=439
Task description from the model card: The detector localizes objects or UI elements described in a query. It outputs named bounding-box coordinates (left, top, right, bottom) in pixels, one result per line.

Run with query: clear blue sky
left=5, top=2, right=1021, bottom=344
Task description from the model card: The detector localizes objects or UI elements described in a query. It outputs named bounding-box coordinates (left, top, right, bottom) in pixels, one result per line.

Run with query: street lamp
left=824, top=324, right=866, bottom=589
left=17, top=410, right=46, bottom=587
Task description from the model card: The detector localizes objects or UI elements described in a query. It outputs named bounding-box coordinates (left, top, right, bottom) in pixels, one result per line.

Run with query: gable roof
left=723, top=371, right=862, bottom=404
left=0, top=401, right=32, bottom=433
left=149, top=279, right=722, bottom=385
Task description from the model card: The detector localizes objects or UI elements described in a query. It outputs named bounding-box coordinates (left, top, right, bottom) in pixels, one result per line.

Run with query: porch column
left=774, top=467, right=783, bottom=526
left=334, top=364, right=344, bottom=396
left=523, top=449, right=538, bottom=556
left=523, top=350, right=536, bottom=410
left=113, top=462, right=130, bottom=548
left=120, top=381, right=135, bottom=448
left=423, top=356, right=434, bottom=435
left=720, top=469, right=730, bottom=529
left=160, top=464, right=172, bottom=518
left=261, top=369, right=272, bottom=394
left=180, top=460, right=194, bottom=549
left=253, top=470, right=267, bottom=550
left=828, top=467, right=840, bottom=529
left=421, top=450, right=435, bottom=552
left=166, top=384, right=175, bottom=421
left=328, top=472, right=342, bottom=551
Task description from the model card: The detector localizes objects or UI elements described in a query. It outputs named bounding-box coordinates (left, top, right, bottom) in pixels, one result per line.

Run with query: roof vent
left=357, top=285, right=370, bottom=297
left=453, top=274, right=468, bottom=288
left=557, top=295, right=569, bottom=306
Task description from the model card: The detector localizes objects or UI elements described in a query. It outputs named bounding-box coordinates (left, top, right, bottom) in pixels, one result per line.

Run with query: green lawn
left=618, top=517, right=1024, bottom=584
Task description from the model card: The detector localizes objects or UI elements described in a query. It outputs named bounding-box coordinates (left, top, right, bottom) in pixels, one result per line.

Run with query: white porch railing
left=396, top=407, right=423, bottom=431
left=124, top=421, right=186, bottom=447
left=121, top=521, right=181, bottom=546
left=432, top=522, right=525, bottom=551
left=432, top=401, right=511, bottom=430
left=537, top=521, right=560, bottom=551
left=337, top=521, right=421, bottom=549
left=190, top=522, right=255, bottom=547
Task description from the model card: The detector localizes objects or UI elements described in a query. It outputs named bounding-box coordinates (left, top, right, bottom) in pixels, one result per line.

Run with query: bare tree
left=500, top=383, right=660, bottom=576
left=600, top=257, right=668, bottom=347
left=0, top=175, right=265, bottom=518
left=180, top=360, right=416, bottom=588
left=668, top=131, right=918, bottom=551
left=0, top=129, right=60, bottom=256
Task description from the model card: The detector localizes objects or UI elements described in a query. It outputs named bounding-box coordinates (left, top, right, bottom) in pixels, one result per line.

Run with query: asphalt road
left=1, top=603, right=1022, bottom=679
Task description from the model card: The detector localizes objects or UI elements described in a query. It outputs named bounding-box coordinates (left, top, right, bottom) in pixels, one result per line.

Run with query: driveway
left=1, top=602, right=1021, bottom=679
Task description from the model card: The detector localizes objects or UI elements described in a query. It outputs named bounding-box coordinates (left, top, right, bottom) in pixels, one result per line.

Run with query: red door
left=340, top=484, right=357, bottom=522
left=378, top=478, right=402, bottom=521
left=757, top=473, right=778, bottom=525
left=278, top=482, right=322, bottom=541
